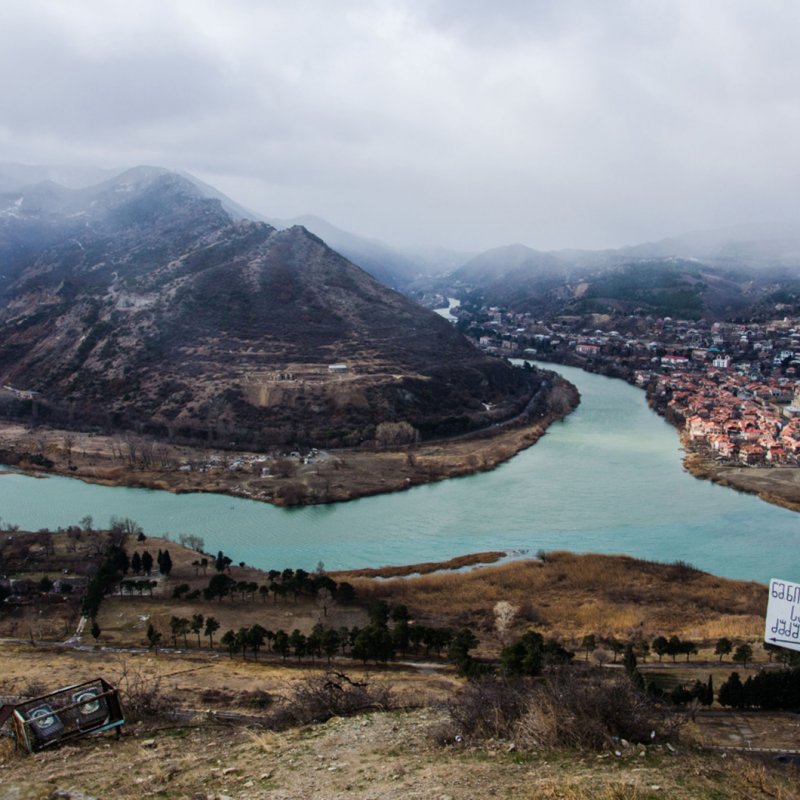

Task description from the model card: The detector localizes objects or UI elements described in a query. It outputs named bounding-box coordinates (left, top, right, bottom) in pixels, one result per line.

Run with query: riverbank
left=683, top=450, right=800, bottom=513
left=0, top=374, right=579, bottom=507
left=537, top=355, right=800, bottom=514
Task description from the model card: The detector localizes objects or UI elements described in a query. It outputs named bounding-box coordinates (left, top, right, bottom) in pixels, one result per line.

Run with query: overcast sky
left=1, top=0, right=799, bottom=252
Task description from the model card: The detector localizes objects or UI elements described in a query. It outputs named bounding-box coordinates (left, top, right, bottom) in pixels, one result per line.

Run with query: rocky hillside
left=0, top=169, right=536, bottom=447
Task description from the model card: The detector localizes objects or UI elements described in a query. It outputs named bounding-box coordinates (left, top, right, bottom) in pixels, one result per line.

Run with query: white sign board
left=764, top=578, right=800, bottom=653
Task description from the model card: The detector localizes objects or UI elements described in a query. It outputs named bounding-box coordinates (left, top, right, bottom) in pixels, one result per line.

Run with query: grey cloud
left=1, top=0, right=799, bottom=252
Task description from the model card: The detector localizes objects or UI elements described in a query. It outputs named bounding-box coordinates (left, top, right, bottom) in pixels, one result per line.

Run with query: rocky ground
left=3, top=706, right=800, bottom=800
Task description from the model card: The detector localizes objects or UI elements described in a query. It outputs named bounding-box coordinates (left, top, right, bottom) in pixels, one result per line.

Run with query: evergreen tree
left=652, top=636, right=668, bottom=662
left=159, top=549, right=173, bottom=577
left=204, top=616, right=220, bottom=648
left=248, top=624, right=267, bottom=660
left=448, top=628, right=479, bottom=675
left=336, top=582, right=356, bottom=604
left=221, top=629, right=237, bottom=658
left=274, top=629, right=290, bottom=660
left=606, top=636, right=625, bottom=663
left=141, top=551, right=153, bottom=576
left=705, top=674, right=714, bottom=706
left=715, top=637, right=733, bottom=662
left=718, top=672, right=745, bottom=708
left=322, top=628, right=341, bottom=664
left=368, top=600, right=390, bottom=628
left=146, top=623, right=162, bottom=652
left=131, top=551, right=142, bottom=574
left=501, top=632, right=544, bottom=677
left=666, top=635, right=682, bottom=663
left=191, top=613, right=205, bottom=647
left=352, top=624, right=394, bottom=664
left=680, top=640, right=698, bottom=662
left=206, top=573, right=235, bottom=601
left=623, top=642, right=637, bottom=675
left=289, top=629, right=307, bottom=661
left=733, top=643, right=753, bottom=667
left=170, top=616, right=190, bottom=647
left=392, top=620, right=410, bottom=657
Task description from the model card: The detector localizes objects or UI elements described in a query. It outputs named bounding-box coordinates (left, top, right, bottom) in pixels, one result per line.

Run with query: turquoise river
left=0, top=363, right=797, bottom=583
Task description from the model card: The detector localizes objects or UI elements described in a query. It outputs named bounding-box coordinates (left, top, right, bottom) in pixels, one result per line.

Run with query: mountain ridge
left=0, top=169, right=537, bottom=448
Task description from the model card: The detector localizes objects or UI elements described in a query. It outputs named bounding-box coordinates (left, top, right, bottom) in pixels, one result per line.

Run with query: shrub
left=112, top=658, right=165, bottom=721
left=436, top=668, right=680, bottom=752
left=436, top=678, right=531, bottom=743
left=265, top=671, right=392, bottom=729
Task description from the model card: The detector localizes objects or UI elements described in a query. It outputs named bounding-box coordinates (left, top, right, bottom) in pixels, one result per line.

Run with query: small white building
left=712, top=354, right=731, bottom=369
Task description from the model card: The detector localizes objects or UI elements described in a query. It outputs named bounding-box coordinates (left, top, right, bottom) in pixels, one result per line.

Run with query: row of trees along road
left=577, top=633, right=763, bottom=667
left=80, top=537, right=799, bottom=707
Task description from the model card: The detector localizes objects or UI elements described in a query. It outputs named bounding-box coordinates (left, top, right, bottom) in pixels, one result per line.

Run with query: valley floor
left=0, top=378, right=579, bottom=507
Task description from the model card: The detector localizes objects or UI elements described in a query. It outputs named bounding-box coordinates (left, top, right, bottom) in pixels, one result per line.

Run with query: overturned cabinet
left=1, top=678, right=125, bottom=753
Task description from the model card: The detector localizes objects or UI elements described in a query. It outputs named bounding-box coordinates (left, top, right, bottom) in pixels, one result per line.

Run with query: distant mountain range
left=0, top=167, right=536, bottom=446
left=263, top=208, right=800, bottom=320
left=2, top=160, right=798, bottom=342
left=442, top=230, right=800, bottom=320
left=0, top=163, right=470, bottom=291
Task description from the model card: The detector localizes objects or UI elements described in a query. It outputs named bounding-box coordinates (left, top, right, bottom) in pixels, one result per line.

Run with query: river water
left=0, top=363, right=796, bottom=582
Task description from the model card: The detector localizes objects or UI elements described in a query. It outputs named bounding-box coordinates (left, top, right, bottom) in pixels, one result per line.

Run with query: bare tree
left=375, top=421, right=420, bottom=449
left=493, top=600, right=519, bottom=645
left=62, top=433, right=75, bottom=464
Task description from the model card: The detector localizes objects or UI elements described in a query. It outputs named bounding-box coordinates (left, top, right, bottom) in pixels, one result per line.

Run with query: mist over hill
left=437, top=227, right=800, bottom=320
left=0, top=167, right=537, bottom=447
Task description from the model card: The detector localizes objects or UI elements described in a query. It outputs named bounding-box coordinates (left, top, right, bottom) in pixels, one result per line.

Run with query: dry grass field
left=684, top=452, right=800, bottom=513
left=3, top=533, right=798, bottom=800
left=345, top=550, right=767, bottom=650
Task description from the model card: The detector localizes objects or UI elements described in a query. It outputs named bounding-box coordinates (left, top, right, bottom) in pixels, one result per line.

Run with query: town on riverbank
left=453, top=303, right=800, bottom=510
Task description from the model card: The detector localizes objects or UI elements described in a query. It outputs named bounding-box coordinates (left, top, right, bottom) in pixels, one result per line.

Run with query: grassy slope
left=1, top=536, right=792, bottom=800
left=345, top=551, right=766, bottom=646
left=3, top=708, right=800, bottom=800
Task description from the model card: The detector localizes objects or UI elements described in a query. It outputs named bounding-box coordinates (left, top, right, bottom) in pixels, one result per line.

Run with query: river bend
left=0, top=364, right=796, bottom=582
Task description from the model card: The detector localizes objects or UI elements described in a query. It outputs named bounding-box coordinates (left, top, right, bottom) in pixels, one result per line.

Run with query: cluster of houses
left=0, top=576, right=80, bottom=604
left=177, top=448, right=323, bottom=475
left=659, top=371, right=800, bottom=465
left=457, top=303, right=800, bottom=468
left=569, top=318, right=800, bottom=374
left=570, top=319, right=800, bottom=465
